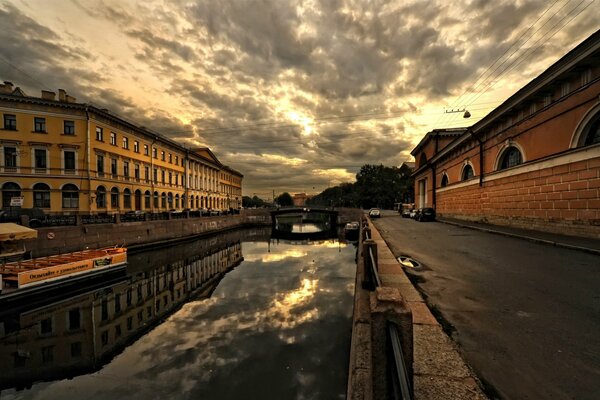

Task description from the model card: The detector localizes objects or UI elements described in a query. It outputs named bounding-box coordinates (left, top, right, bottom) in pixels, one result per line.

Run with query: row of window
left=440, top=145, right=524, bottom=187
left=1, top=114, right=227, bottom=177
left=2, top=114, right=75, bottom=134
left=95, top=126, right=185, bottom=167
left=0, top=182, right=232, bottom=210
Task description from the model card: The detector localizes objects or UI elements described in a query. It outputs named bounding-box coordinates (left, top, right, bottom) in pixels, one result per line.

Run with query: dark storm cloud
left=3, top=0, right=599, bottom=195
left=0, top=3, right=98, bottom=92
left=126, top=29, right=198, bottom=62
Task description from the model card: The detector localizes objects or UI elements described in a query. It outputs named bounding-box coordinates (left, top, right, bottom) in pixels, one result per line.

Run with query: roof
left=410, top=128, right=467, bottom=156
left=0, top=223, right=38, bottom=241
left=411, top=28, right=600, bottom=174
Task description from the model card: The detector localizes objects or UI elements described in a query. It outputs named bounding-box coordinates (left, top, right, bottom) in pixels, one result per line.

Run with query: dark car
left=0, top=208, right=45, bottom=227
left=416, top=207, right=436, bottom=222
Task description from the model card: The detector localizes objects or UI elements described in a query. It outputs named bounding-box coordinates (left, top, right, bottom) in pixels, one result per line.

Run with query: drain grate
left=397, top=256, right=421, bottom=269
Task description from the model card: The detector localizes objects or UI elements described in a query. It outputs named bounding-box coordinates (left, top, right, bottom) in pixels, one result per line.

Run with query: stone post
left=370, top=287, right=413, bottom=400
left=114, top=213, right=121, bottom=224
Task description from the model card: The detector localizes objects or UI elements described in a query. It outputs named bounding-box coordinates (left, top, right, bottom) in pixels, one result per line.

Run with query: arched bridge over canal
left=269, top=207, right=338, bottom=226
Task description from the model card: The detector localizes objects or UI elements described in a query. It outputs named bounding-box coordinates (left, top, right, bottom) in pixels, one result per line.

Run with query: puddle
left=397, top=256, right=422, bottom=269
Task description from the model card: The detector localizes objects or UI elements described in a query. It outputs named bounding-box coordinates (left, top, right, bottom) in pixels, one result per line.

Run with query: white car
left=368, top=208, right=381, bottom=218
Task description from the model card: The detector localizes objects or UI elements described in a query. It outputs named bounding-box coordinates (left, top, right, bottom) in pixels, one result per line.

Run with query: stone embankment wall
left=27, top=208, right=362, bottom=257
left=27, top=210, right=271, bottom=257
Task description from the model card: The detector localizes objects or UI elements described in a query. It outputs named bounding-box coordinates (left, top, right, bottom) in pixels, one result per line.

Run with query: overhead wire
left=432, top=0, right=570, bottom=129
left=464, top=0, right=596, bottom=107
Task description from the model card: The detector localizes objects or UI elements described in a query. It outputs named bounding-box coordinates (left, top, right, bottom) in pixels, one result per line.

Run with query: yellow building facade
left=0, top=83, right=242, bottom=214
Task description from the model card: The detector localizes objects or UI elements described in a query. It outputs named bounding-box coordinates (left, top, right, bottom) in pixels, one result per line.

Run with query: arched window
left=144, top=191, right=151, bottom=209
left=199, top=196, right=202, bottom=208
left=419, top=153, right=427, bottom=167
left=2, top=182, right=21, bottom=208
left=33, top=183, right=51, bottom=208
left=153, top=191, right=159, bottom=208
left=462, top=165, right=474, bottom=181
left=175, top=194, right=180, bottom=208
left=167, top=192, right=173, bottom=209
left=110, top=187, right=119, bottom=208
left=440, top=174, right=449, bottom=187
left=96, top=186, right=106, bottom=208
left=181, top=195, right=186, bottom=209
left=583, top=116, right=600, bottom=146
left=161, top=192, right=166, bottom=208
left=123, top=188, right=132, bottom=209
left=62, top=184, right=79, bottom=209
left=499, top=146, right=523, bottom=170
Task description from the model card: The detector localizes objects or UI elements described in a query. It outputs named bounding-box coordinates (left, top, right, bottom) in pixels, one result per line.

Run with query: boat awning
left=0, top=223, right=38, bottom=241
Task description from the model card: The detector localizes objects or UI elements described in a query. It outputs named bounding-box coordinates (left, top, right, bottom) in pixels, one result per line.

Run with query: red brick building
left=411, top=30, right=600, bottom=238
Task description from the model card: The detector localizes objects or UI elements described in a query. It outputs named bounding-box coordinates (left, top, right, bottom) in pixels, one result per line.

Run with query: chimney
left=0, top=81, right=14, bottom=94
left=65, top=94, right=77, bottom=103
left=58, top=88, right=66, bottom=102
left=41, top=90, right=56, bottom=100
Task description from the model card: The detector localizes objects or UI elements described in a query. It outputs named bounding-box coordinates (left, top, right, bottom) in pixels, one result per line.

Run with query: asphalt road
left=372, top=211, right=600, bottom=400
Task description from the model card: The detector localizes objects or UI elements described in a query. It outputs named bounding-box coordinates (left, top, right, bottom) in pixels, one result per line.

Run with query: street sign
left=10, top=196, right=24, bottom=207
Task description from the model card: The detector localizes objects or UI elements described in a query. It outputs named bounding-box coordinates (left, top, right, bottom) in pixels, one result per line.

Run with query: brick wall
left=437, top=156, right=600, bottom=239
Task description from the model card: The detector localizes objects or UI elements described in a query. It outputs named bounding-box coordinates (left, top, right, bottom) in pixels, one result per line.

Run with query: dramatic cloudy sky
left=1, top=0, right=598, bottom=197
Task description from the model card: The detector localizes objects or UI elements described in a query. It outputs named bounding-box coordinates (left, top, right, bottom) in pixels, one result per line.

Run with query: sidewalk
left=438, top=217, right=600, bottom=255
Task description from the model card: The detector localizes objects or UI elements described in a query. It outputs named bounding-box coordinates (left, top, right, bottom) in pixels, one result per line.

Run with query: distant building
left=293, top=192, right=309, bottom=206
left=411, top=30, right=600, bottom=238
left=0, top=83, right=242, bottom=214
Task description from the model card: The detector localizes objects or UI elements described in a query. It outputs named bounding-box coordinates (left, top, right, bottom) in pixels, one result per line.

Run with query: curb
left=438, top=219, right=600, bottom=256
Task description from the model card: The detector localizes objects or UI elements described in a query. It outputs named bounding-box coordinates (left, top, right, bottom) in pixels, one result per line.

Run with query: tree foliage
left=307, top=164, right=414, bottom=209
left=242, top=195, right=267, bottom=208
left=275, top=192, right=294, bottom=206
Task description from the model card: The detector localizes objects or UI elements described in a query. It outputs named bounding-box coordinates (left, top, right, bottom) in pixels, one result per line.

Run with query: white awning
left=0, top=223, right=38, bottom=241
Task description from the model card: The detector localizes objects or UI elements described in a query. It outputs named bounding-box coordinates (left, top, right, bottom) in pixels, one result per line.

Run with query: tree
left=275, top=192, right=293, bottom=206
left=242, top=195, right=267, bottom=208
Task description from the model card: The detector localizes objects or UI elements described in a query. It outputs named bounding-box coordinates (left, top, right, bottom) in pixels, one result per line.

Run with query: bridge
left=269, top=207, right=338, bottom=226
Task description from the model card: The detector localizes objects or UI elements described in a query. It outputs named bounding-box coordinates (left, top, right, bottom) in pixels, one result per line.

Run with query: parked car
left=416, top=207, right=436, bottom=222
left=368, top=208, right=381, bottom=218
left=401, top=209, right=412, bottom=218
left=0, top=208, right=45, bottom=227
left=409, top=209, right=418, bottom=219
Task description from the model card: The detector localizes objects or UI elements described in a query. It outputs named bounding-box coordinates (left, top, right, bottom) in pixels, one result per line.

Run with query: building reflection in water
left=0, top=225, right=355, bottom=399
left=0, top=228, right=257, bottom=391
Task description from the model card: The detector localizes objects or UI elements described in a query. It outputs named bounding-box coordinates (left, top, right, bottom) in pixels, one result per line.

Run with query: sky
left=1, top=0, right=599, bottom=198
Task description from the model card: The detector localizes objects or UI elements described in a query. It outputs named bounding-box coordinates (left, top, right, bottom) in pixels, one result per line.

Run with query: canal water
left=0, top=225, right=357, bottom=399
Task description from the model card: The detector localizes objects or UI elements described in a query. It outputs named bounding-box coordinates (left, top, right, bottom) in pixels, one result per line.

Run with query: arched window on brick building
left=419, top=153, right=427, bottom=168
left=440, top=173, right=449, bottom=187
left=461, top=164, right=474, bottom=181
left=583, top=115, right=600, bottom=146
left=499, top=146, right=523, bottom=170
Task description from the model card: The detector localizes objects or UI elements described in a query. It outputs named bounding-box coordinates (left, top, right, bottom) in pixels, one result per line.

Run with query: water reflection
left=0, top=226, right=355, bottom=400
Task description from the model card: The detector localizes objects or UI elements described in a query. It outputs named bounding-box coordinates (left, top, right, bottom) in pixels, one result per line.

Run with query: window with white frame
left=63, top=150, right=76, bottom=173
left=34, top=148, right=48, bottom=171
left=3, top=146, right=17, bottom=171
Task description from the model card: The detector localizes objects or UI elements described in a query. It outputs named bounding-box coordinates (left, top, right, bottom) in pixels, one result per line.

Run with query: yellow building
left=0, top=82, right=243, bottom=214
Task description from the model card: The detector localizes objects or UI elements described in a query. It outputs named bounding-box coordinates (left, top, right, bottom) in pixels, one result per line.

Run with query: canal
left=0, top=224, right=357, bottom=399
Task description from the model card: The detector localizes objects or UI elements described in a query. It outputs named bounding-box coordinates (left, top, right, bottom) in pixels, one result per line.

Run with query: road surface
left=373, top=211, right=600, bottom=400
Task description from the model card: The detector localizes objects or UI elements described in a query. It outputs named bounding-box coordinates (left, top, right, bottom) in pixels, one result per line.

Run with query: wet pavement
left=0, top=226, right=357, bottom=400
left=373, top=211, right=600, bottom=400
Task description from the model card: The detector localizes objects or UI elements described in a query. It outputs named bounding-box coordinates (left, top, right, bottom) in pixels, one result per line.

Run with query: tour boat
left=0, top=247, right=127, bottom=297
